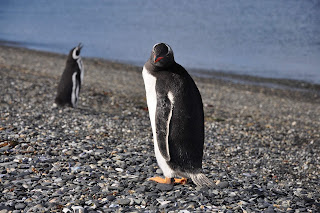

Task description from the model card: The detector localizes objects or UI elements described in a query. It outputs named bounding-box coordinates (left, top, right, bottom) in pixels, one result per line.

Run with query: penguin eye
left=76, top=50, right=80, bottom=56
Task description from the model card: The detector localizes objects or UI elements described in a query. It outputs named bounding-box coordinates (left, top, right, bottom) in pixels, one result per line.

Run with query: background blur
left=0, top=0, right=319, bottom=83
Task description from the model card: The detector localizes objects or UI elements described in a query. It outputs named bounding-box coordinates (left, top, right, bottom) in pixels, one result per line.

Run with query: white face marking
left=165, top=44, right=172, bottom=55
left=72, top=47, right=80, bottom=60
left=152, top=43, right=172, bottom=56
left=152, top=43, right=161, bottom=50
left=71, top=72, right=78, bottom=107
left=142, top=66, right=174, bottom=178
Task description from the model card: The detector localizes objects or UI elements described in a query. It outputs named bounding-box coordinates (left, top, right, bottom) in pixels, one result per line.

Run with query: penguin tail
left=190, top=173, right=215, bottom=188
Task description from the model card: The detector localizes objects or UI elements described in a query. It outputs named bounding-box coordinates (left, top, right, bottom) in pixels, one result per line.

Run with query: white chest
left=142, top=66, right=157, bottom=134
left=142, top=66, right=174, bottom=177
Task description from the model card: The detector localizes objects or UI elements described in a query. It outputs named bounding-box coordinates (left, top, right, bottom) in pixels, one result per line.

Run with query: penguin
left=55, top=43, right=84, bottom=108
left=142, top=43, right=214, bottom=187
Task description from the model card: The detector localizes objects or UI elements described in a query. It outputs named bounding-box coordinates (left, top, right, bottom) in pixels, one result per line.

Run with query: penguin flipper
left=155, top=95, right=172, bottom=161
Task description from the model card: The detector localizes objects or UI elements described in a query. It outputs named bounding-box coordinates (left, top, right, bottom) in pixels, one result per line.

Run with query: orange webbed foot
left=174, top=177, right=187, bottom=185
left=148, top=176, right=172, bottom=184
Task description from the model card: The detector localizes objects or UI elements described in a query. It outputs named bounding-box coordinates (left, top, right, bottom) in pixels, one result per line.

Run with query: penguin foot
left=148, top=176, right=172, bottom=184
left=174, top=177, right=187, bottom=185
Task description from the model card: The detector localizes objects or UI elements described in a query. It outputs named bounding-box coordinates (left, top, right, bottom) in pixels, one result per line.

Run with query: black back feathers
left=55, top=43, right=84, bottom=107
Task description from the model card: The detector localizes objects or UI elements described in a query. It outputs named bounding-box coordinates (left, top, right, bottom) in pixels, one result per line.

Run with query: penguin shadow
left=78, top=90, right=113, bottom=115
left=52, top=91, right=112, bottom=116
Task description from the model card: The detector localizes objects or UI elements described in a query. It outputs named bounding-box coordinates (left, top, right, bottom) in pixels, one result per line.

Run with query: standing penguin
left=142, top=43, right=214, bottom=187
left=55, top=43, right=84, bottom=107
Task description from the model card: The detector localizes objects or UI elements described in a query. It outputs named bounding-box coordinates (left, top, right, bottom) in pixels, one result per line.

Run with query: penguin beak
left=154, top=55, right=164, bottom=63
left=78, top=43, right=83, bottom=50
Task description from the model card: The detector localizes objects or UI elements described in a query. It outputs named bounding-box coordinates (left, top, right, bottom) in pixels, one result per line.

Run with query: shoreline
left=1, top=40, right=319, bottom=99
left=0, top=44, right=319, bottom=212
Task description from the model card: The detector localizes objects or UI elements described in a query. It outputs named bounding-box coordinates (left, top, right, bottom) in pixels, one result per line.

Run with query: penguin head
left=71, top=43, right=83, bottom=60
left=150, top=43, right=174, bottom=68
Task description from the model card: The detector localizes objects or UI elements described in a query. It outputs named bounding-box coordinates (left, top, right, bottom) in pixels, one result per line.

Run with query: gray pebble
left=156, top=183, right=174, bottom=191
left=14, top=203, right=25, bottom=210
left=107, top=195, right=116, bottom=201
left=217, top=181, right=229, bottom=189
left=117, top=198, right=131, bottom=205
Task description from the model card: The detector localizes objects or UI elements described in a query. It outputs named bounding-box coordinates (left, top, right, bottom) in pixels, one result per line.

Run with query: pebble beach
left=0, top=45, right=319, bottom=212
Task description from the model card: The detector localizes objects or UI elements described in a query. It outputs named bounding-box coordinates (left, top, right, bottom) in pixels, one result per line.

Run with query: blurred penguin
left=55, top=43, right=84, bottom=108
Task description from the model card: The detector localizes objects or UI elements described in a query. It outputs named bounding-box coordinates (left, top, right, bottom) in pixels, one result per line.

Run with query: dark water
left=0, top=0, right=319, bottom=83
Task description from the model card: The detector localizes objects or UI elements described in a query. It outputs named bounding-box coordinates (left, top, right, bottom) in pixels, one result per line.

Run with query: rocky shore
left=0, top=45, right=319, bottom=212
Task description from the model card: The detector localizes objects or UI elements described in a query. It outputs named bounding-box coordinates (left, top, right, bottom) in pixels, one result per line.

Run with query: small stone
left=62, top=208, right=72, bottom=213
left=133, top=198, right=142, bottom=205
left=211, top=190, right=219, bottom=195
left=25, top=204, right=45, bottom=212
left=115, top=168, right=123, bottom=172
left=156, top=199, right=171, bottom=206
left=135, top=186, right=146, bottom=193
left=54, top=177, right=63, bottom=183
left=118, top=198, right=130, bottom=205
left=229, top=192, right=237, bottom=197
left=71, top=206, right=85, bottom=213
left=14, top=203, right=26, bottom=210
left=264, top=206, right=275, bottom=213
left=26, top=146, right=35, bottom=152
left=109, top=204, right=119, bottom=208
left=49, top=197, right=59, bottom=203
left=24, top=198, right=33, bottom=203
left=216, top=181, right=229, bottom=189
left=156, top=183, right=173, bottom=191
left=107, top=195, right=116, bottom=201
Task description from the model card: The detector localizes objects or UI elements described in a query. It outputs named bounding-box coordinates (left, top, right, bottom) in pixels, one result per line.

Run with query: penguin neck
left=145, top=60, right=175, bottom=73
left=67, top=54, right=81, bottom=63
